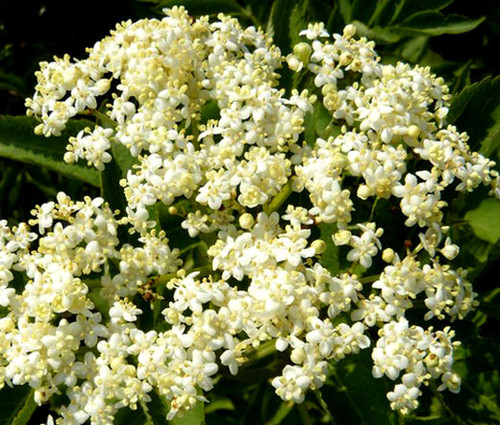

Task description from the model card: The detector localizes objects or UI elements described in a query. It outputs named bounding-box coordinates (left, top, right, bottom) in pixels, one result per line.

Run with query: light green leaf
left=465, top=199, right=500, bottom=244
left=170, top=399, right=205, bottom=425
left=204, top=398, right=234, bottom=415
left=396, top=12, right=485, bottom=36
left=0, top=116, right=99, bottom=186
left=0, top=387, right=37, bottom=425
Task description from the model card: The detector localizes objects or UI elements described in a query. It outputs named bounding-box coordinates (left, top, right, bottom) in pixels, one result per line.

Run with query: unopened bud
left=311, top=239, right=326, bottom=255
left=382, top=248, right=395, bottom=263
left=293, top=42, right=312, bottom=66
left=239, top=213, right=254, bottom=229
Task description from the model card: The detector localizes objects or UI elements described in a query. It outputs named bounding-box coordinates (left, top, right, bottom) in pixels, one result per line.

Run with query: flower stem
left=314, top=389, right=338, bottom=425
left=264, top=180, right=293, bottom=214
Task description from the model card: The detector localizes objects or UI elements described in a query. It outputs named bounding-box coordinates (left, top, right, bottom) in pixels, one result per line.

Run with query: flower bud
left=333, top=229, right=351, bottom=246
left=293, top=42, right=312, bottom=66
left=239, top=213, right=254, bottom=229
left=311, top=239, right=326, bottom=255
left=382, top=248, right=395, bottom=263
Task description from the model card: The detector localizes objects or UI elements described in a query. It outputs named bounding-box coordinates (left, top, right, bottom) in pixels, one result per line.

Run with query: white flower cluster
left=0, top=7, right=495, bottom=424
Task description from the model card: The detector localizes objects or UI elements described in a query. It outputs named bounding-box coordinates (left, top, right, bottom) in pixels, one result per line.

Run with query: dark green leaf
left=478, top=301, right=500, bottom=322
left=204, top=397, right=235, bottom=414
left=0, top=116, right=99, bottom=186
left=0, top=71, right=27, bottom=96
left=350, top=0, right=378, bottom=26
left=396, top=12, right=485, bottom=36
left=288, top=1, right=310, bottom=49
left=338, top=0, right=352, bottom=24
left=327, top=351, right=397, bottom=425
left=264, top=402, right=293, bottom=425
left=100, top=149, right=127, bottom=215
left=115, top=404, right=151, bottom=425
left=143, top=390, right=169, bottom=425
left=367, top=0, right=396, bottom=27
left=0, top=386, right=36, bottom=425
left=448, top=76, right=500, bottom=155
left=465, top=198, right=500, bottom=244
left=318, top=222, right=340, bottom=275
left=390, top=0, right=454, bottom=24
left=267, top=0, right=297, bottom=55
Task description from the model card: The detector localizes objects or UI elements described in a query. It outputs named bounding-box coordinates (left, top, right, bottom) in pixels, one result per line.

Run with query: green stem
left=430, top=383, right=469, bottom=425
left=369, top=197, right=379, bottom=222
left=331, top=369, right=368, bottom=425
left=178, top=241, right=206, bottom=255
left=264, top=180, right=293, bottom=214
left=297, top=403, right=313, bottom=425
left=152, top=265, right=213, bottom=287
left=191, top=120, right=200, bottom=150
left=245, top=339, right=277, bottom=364
left=314, top=389, right=338, bottom=425
left=88, top=109, right=117, bottom=129
left=359, top=274, right=380, bottom=284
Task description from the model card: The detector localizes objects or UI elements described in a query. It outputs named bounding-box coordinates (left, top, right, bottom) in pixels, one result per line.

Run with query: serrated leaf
left=465, top=198, right=500, bottom=244
left=395, top=12, right=485, bottom=36
left=452, top=76, right=500, bottom=157
left=0, top=116, right=99, bottom=186
left=288, top=1, right=310, bottom=49
left=267, top=0, right=294, bottom=54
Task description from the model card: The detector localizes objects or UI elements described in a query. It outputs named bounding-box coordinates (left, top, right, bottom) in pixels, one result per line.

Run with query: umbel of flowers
left=0, top=6, right=497, bottom=424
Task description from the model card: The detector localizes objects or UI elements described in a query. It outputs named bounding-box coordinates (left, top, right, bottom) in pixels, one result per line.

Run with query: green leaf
left=264, top=402, right=293, bottom=425
left=267, top=0, right=297, bottom=55
left=389, top=0, right=454, bottom=24
left=288, top=1, right=310, bottom=49
left=465, top=198, right=500, bottom=244
left=170, top=399, right=205, bottom=425
left=142, top=390, right=169, bottom=425
left=204, top=397, right=235, bottom=414
left=115, top=405, right=151, bottom=425
left=338, top=0, right=352, bottom=24
left=396, top=12, right=485, bottom=36
left=100, top=151, right=127, bottom=215
left=447, top=76, right=500, bottom=155
left=0, top=386, right=37, bottom=425
left=0, top=116, right=99, bottom=186
left=318, top=222, right=340, bottom=275
left=0, top=71, right=27, bottom=95
left=143, top=388, right=205, bottom=425
left=326, top=351, right=397, bottom=425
